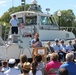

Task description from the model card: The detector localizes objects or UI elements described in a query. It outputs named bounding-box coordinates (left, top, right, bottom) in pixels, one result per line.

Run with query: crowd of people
left=31, top=33, right=76, bottom=60
left=30, top=33, right=76, bottom=75
left=47, top=38, right=76, bottom=62
left=3, top=14, right=76, bottom=75
left=7, top=13, right=76, bottom=75
left=0, top=33, right=75, bottom=75
left=0, top=53, right=76, bottom=75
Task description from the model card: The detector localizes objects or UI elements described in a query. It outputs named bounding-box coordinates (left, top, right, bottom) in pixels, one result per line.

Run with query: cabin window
left=18, top=18, right=24, bottom=24
left=41, top=16, right=53, bottom=25
left=25, top=16, right=37, bottom=25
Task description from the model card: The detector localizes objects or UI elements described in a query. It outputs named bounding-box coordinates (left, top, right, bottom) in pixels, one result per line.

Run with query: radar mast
left=28, top=0, right=42, bottom=12
left=31, top=0, right=37, bottom=4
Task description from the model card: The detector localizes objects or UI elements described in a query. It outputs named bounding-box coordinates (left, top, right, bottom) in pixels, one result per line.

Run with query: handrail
left=60, top=26, right=76, bottom=32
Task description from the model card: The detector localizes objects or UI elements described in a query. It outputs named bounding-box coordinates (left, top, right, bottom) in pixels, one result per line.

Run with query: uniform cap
left=69, top=40, right=72, bottom=43
left=55, top=38, right=59, bottom=42
left=13, top=15, right=16, bottom=17
left=60, top=40, right=64, bottom=43
left=8, top=59, right=15, bottom=64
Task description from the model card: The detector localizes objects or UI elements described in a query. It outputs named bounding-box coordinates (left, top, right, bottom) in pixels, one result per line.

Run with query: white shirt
left=10, top=18, right=19, bottom=26
left=29, top=70, right=42, bottom=75
left=4, top=68, right=21, bottom=75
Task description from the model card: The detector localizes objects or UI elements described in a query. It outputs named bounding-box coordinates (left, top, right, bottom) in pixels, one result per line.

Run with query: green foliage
left=1, top=12, right=11, bottom=23
left=1, top=22, right=10, bottom=40
left=8, top=4, right=30, bottom=14
left=54, top=9, right=76, bottom=35
left=54, top=9, right=75, bottom=27
left=1, top=4, right=30, bottom=23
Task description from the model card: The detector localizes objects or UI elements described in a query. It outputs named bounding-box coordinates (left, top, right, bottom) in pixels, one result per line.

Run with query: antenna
left=21, top=0, right=26, bottom=11
left=46, top=8, right=50, bottom=14
left=12, top=0, right=14, bottom=12
left=31, top=0, right=37, bottom=4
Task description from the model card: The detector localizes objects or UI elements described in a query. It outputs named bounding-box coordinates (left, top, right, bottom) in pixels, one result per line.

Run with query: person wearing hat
left=10, top=15, right=19, bottom=34
left=53, top=38, right=64, bottom=61
left=4, top=58, right=21, bottom=75
left=20, top=62, right=31, bottom=75
left=66, top=40, right=74, bottom=53
left=60, top=40, right=67, bottom=61
left=53, top=38, right=60, bottom=53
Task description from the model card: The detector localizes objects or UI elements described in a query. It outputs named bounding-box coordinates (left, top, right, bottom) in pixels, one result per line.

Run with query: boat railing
left=60, top=26, right=76, bottom=32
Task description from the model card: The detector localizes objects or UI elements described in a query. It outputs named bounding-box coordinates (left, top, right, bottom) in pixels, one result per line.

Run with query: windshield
left=41, top=16, right=56, bottom=25
left=18, top=18, right=23, bottom=24
left=25, top=16, right=37, bottom=25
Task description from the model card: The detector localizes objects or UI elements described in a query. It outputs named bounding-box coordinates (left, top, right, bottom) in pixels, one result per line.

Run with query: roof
left=10, top=11, right=52, bottom=17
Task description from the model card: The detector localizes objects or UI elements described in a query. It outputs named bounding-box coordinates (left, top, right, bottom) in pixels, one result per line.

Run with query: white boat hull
left=39, top=30, right=75, bottom=41
left=0, top=44, right=33, bottom=60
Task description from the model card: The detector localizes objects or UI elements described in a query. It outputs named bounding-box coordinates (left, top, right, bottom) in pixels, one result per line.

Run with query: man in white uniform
left=10, top=15, right=19, bottom=34
left=53, top=39, right=60, bottom=53
left=53, top=39, right=63, bottom=61
left=4, top=59, right=21, bottom=75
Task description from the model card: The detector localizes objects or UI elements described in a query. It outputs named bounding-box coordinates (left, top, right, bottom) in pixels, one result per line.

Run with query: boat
left=0, top=0, right=75, bottom=60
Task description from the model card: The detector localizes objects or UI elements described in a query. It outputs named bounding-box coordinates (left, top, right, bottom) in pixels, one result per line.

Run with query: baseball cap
left=8, top=58, right=16, bottom=64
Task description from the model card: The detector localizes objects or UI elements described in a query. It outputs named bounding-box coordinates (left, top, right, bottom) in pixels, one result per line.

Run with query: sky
left=0, top=0, right=76, bottom=17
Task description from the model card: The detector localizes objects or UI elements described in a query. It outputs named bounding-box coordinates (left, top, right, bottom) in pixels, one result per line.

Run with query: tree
left=54, top=9, right=75, bottom=27
left=1, top=12, right=11, bottom=23
left=54, top=9, right=76, bottom=36
left=8, top=4, right=30, bottom=14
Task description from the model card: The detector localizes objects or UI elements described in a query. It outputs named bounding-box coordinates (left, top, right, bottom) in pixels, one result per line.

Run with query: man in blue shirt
left=53, top=39, right=63, bottom=61
left=58, top=53, right=76, bottom=75
left=31, top=33, right=42, bottom=48
left=10, top=15, right=19, bottom=34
